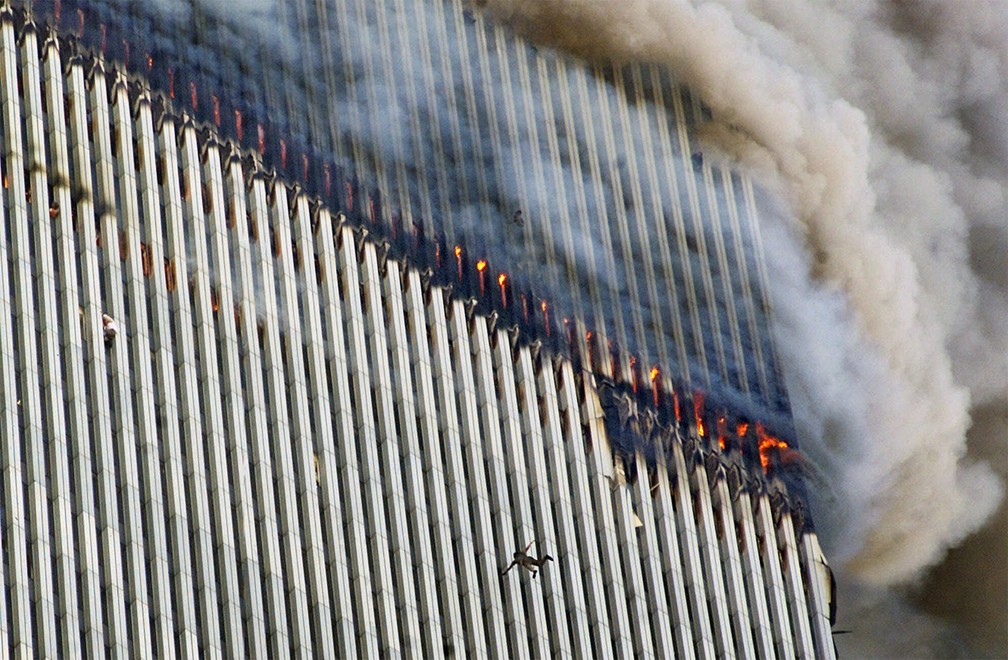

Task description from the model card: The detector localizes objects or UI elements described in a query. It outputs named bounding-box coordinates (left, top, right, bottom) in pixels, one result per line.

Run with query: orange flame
left=454, top=245, right=462, bottom=258
left=672, top=389, right=682, bottom=422
left=756, top=423, right=790, bottom=472
left=454, top=245, right=462, bottom=280
left=649, top=366, right=659, bottom=382
left=498, top=273, right=507, bottom=307
left=717, top=415, right=728, bottom=451
left=476, top=260, right=487, bottom=295
left=541, top=300, right=550, bottom=336
left=693, top=390, right=705, bottom=437
left=736, top=422, right=749, bottom=438
left=649, top=366, right=660, bottom=406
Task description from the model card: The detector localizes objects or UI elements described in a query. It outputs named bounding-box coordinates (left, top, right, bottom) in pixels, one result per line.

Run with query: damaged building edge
left=0, top=5, right=836, bottom=660
left=21, top=0, right=798, bottom=426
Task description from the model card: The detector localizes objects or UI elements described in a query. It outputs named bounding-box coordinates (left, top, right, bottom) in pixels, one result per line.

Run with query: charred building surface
left=24, top=0, right=793, bottom=424
left=0, top=1, right=835, bottom=658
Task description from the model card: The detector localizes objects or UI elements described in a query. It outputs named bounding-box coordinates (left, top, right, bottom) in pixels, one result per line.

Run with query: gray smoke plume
left=473, top=0, right=1008, bottom=652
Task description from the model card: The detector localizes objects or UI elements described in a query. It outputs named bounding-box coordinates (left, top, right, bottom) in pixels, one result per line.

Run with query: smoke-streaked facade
left=0, top=2, right=835, bottom=658
left=28, top=0, right=794, bottom=421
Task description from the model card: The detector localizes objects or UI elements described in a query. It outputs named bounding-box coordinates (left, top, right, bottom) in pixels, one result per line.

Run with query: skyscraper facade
left=0, top=1, right=835, bottom=657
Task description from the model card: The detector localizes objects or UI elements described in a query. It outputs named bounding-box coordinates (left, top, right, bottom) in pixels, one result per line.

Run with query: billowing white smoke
left=474, top=0, right=1007, bottom=585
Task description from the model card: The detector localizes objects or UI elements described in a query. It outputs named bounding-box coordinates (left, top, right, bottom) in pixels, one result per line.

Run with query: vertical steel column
left=513, top=348, right=573, bottom=657
left=200, top=143, right=269, bottom=654
left=226, top=167, right=293, bottom=658
left=381, top=261, right=447, bottom=657
left=534, top=359, right=593, bottom=657
left=313, top=213, right=381, bottom=655
left=41, top=37, right=106, bottom=658
left=356, top=237, right=425, bottom=654
left=135, top=104, right=200, bottom=656
left=424, top=288, right=488, bottom=656
left=577, top=377, right=635, bottom=657
left=688, top=463, right=737, bottom=658
left=177, top=125, right=246, bottom=657
left=555, top=364, right=617, bottom=657
left=110, top=77, right=180, bottom=659
left=157, top=116, right=224, bottom=655
left=651, top=438, right=706, bottom=659
left=606, top=456, right=657, bottom=659
left=668, top=441, right=720, bottom=658
left=776, top=511, right=815, bottom=657
left=445, top=303, right=510, bottom=657
left=467, top=315, right=531, bottom=660
left=245, top=174, right=314, bottom=653
left=287, top=198, right=358, bottom=657
left=628, top=450, right=676, bottom=659
left=490, top=332, right=553, bottom=658
left=65, top=56, right=130, bottom=658
left=731, top=490, right=777, bottom=658
left=800, top=533, right=837, bottom=659
left=90, top=66, right=158, bottom=659
left=710, top=476, right=757, bottom=657
left=753, top=494, right=797, bottom=657
left=266, top=185, right=338, bottom=658
left=401, top=269, right=467, bottom=655
left=0, top=14, right=32, bottom=657
left=17, top=25, right=80, bottom=658
left=1, top=20, right=57, bottom=658
left=334, top=227, right=404, bottom=654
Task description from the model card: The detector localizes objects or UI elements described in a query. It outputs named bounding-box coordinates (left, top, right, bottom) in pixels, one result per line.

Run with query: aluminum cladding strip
left=178, top=124, right=247, bottom=658
left=108, top=74, right=175, bottom=660
left=2, top=21, right=57, bottom=658
left=336, top=226, right=405, bottom=654
left=136, top=104, right=202, bottom=658
left=314, top=214, right=381, bottom=656
left=290, top=198, right=359, bottom=657
left=383, top=261, right=449, bottom=657
left=18, top=27, right=81, bottom=659
left=269, top=184, right=338, bottom=658
left=358, top=238, right=425, bottom=655
left=246, top=171, right=314, bottom=654
left=203, top=144, right=270, bottom=655
left=42, top=39, right=106, bottom=658
left=468, top=315, right=533, bottom=660
left=489, top=331, right=553, bottom=658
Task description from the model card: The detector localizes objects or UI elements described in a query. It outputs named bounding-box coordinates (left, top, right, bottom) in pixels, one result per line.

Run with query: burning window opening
left=693, top=389, right=706, bottom=438
left=476, top=259, right=487, bottom=296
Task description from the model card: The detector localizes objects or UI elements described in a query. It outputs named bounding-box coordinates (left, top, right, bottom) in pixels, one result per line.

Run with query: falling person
left=500, top=540, right=553, bottom=578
